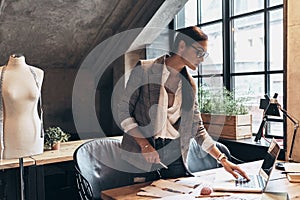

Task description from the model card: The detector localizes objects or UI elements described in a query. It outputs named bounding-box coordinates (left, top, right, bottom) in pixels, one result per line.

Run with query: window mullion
left=223, top=0, right=231, bottom=91
left=265, top=0, right=271, bottom=95
left=197, top=0, right=201, bottom=24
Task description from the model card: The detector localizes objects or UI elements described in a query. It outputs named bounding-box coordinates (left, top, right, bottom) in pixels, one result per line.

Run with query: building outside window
left=174, top=0, right=284, bottom=138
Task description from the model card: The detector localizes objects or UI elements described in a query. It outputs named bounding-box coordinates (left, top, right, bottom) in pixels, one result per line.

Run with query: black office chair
left=74, top=138, right=243, bottom=199
left=73, top=138, right=141, bottom=200
left=187, top=138, right=244, bottom=173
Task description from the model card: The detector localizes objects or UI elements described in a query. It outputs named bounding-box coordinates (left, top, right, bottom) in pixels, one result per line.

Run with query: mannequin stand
left=19, top=158, right=24, bottom=200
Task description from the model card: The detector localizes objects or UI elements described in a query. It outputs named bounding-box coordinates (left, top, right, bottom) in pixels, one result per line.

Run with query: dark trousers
left=144, top=137, right=190, bottom=181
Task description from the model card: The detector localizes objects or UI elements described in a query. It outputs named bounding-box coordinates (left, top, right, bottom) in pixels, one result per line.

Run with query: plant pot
left=51, top=142, right=61, bottom=150
left=201, top=113, right=252, bottom=140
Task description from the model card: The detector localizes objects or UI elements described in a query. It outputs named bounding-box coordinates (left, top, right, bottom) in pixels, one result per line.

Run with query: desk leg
left=0, top=166, right=35, bottom=200
left=3, top=169, right=18, bottom=199
left=35, top=166, right=45, bottom=200
left=26, top=166, right=37, bottom=200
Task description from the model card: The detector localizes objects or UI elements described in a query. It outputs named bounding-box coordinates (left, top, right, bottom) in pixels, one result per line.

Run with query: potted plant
left=44, top=127, right=71, bottom=150
left=199, top=85, right=252, bottom=140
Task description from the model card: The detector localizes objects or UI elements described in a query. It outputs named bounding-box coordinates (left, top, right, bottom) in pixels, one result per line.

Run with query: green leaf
left=44, top=126, right=71, bottom=148
left=198, top=85, right=250, bottom=116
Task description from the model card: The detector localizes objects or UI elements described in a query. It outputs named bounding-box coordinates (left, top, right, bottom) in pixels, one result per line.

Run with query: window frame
left=174, top=0, right=286, bottom=140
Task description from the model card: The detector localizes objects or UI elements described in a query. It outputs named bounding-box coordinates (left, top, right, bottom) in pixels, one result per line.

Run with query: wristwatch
left=141, top=144, right=150, bottom=150
left=217, top=153, right=228, bottom=163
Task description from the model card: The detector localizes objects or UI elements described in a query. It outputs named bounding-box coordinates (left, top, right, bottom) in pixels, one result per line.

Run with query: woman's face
left=181, top=40, right=208, bottom=70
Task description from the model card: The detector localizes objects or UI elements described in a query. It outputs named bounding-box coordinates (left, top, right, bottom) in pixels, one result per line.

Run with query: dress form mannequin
left=0, top=54, right=44, bottom=159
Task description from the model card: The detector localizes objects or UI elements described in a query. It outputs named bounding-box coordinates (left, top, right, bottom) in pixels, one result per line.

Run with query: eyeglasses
left=190, top=45, right=209, bottom=59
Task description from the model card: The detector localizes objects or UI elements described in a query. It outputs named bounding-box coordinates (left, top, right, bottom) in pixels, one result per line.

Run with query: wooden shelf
left=0, top=157, right=35, bottom=170
left=31, top=139, right=92, bottom=165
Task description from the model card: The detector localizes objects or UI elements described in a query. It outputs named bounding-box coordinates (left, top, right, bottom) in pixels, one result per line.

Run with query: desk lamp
left=255, top=93, right=283, bottom=142
left=255, top=93, right=299, bottom=169
left=280, top=110, right=299, bottom=162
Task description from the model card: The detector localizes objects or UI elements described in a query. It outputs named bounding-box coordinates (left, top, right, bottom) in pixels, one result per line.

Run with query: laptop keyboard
left=235, top=175, right=265, bottom=188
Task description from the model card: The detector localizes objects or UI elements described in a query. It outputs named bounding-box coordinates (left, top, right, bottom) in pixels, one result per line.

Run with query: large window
left=175, top=0, right=284, bottom=138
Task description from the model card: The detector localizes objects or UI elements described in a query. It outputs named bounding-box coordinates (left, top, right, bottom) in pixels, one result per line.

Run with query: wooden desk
left=0, top=139, right=94, bottom=200
left=101, top=161, right=300, bottom=200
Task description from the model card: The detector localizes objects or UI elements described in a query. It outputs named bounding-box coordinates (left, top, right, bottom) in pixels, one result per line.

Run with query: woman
left=118, top=26, right=249, bottom=181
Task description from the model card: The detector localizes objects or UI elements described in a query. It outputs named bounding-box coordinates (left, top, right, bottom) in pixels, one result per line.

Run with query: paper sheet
left=261, top=192, right=289, bottom=200
left=174, top=174, right=215, bottom=188
left=160, top=193, right=261, bottom=200
left=137, top=185, right=177, bottom=198
left=284, top=163, right=300, bottom=172
left=137, top=179, right=194, bottom=198
left=137, top=179, right=262, bottom=199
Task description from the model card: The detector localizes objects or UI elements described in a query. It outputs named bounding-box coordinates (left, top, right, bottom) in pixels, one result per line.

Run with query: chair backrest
left=187, top=138, right=232, bottom=172
left=73, top=138, right=141, bottom=200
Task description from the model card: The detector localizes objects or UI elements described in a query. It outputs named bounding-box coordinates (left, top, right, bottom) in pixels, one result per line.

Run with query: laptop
left=213, top=138, right=280, bottom=193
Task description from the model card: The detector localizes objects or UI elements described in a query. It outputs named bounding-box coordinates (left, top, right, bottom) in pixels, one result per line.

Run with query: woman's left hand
left=220, top=159, right=250, bottom=180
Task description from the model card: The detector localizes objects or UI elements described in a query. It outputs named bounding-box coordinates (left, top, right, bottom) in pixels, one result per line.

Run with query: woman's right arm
left=117, top=63, right=160, bottom=163
left=126, top=127, right=160, bottom=163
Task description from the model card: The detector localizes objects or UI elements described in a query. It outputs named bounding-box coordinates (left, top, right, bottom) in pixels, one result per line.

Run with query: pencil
left=159, top=161, right=168, bottom=169
left=162, top=188, right=184, bottom=194
left=281, top=171, right=300, bottom=174
left=195, top=194, right=231, bottom=198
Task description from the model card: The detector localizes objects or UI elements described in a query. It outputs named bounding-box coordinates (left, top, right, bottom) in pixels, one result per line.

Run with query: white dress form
left=0, top=54, right=44, bottom=159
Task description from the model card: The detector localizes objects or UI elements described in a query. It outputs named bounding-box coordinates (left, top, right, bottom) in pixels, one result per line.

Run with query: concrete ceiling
left=0, top=0, right=188, bottom=69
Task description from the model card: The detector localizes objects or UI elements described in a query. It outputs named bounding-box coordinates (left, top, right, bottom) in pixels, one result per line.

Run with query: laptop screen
left=259, top=139, right=280, bottom=180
